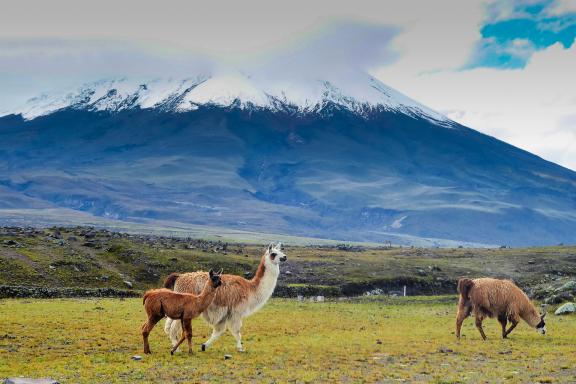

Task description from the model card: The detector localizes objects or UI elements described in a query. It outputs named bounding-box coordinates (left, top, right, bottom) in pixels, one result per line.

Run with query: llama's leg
left=142, top=315, right=162, bottom=354
left=168, top=319, right=183, bottom=349
left=456, top=303, right=472, bottom=339
left=227, top=317, right=244, bottom=352
left=474, top=313, right=487, bottom=341
left=504, top=315, right=519, bottom=338
left=182, top=319, right=193, bottom=355
left=170, top=327, right=187, bottom=356
left=498, top=314, right=508, bottom=339
left=201, top=319, right=227, bottom=351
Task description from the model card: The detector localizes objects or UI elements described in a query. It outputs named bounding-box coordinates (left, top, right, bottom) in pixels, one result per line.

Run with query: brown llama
left=142, top=269, right=222, bottom=355
left=456, top=277, right=547, bottom=340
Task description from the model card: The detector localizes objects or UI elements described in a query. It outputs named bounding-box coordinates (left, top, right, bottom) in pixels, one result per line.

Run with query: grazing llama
left=142, top=269, right=223, bottom=355
left=456, top=277, right=546, bottom=340
left=164, top=242, right=287, bottom=352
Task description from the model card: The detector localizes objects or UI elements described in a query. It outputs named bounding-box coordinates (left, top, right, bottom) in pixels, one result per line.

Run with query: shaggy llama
left=456, top=277, right=546, bottom=340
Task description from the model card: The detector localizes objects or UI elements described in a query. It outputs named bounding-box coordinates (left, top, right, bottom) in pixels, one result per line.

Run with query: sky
left=0, top=0, right=575, bottom=169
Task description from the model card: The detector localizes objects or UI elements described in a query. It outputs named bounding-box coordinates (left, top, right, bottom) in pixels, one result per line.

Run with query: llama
left=142, top=269, right=222, bottom=355
left=164, top=242, right=287, bottom=352
left=456, top=277, right=546, bottom=340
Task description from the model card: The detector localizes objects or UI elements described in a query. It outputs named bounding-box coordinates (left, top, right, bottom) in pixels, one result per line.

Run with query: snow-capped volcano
left=4, top=70, right=450, bottom=124
left=1, top=68, right=575, bottom=247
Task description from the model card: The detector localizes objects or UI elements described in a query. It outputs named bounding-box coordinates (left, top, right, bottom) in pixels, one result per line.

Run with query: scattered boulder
left=123, top=281, right=133, bottom=289
left=224, top=354, right=233, bottom=360
left=555, top=302, right=576, bottom=315
left=4, top=379, right=59, bottom=384
left=131, top=355, right=142, bottom=361
left=555, top=281, right=576, bottom=293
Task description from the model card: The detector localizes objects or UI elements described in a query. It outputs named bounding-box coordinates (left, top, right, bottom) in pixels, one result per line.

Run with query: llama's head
left=265, top=242, right=287, bottom=266
left=536, top=312, right=547, bottom=335
left=208, top=268, right=223, bottom=288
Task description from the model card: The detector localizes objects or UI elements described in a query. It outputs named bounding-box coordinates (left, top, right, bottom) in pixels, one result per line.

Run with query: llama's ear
left=267, top=243, right=274, bottom=252
left=209, top=269, right=214, bottom=276
left=541, top=312, right=547, bottom=320
left=276, top=242, right=282, bottom=250
left=217, top=268, right=223, bottom=275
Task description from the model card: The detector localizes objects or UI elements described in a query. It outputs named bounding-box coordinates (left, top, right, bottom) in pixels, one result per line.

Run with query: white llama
left=163, top=242, right=287, bottom=351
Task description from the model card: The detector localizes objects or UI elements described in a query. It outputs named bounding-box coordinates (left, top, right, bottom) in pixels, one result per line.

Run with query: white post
left=403, top=285, right=407, bottom=297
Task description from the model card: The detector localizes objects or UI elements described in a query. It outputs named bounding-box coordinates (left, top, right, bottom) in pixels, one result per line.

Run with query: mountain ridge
left=1, top=71, right=450, bottom=125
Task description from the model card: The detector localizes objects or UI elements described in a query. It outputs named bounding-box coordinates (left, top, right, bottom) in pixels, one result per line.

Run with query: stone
left=4, top=379, right=59, bottom=384
left=224, top=354, right=232, bottom=360
left=556, top=281, right=576, bottom=293
left=437, top=347, right=453, bottom=353
left=131, top=355, right=142, bottom=361
left=316, top=296, right=325, bottom=302
left=123, top=281, right=133, bottom=289
left=555, top=302, right=576, bottom=315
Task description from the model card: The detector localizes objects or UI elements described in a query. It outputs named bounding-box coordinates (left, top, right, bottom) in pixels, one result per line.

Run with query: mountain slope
left=0, top=74, right=575, bottom=246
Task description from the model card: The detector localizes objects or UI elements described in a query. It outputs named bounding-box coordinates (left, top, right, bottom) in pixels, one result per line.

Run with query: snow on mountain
left=2, top=69, right=451, bottom=124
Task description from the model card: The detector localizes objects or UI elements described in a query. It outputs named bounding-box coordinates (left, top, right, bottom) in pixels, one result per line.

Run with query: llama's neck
left=521, top=305, right=541, bottom=328
left=196, top=283, right=218, bottom=311
left=246, top=255, right=279, bottom=314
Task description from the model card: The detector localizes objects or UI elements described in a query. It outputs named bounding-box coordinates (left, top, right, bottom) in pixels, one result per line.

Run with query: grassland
left=2, top=227, right=576, bottom=297
left=0, top=296, right=575, bottom=383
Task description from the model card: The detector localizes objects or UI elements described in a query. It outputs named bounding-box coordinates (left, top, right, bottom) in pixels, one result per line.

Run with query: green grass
left=2, top=228, right=576, bottom=296
left=1, top=297, right=575, bottom=383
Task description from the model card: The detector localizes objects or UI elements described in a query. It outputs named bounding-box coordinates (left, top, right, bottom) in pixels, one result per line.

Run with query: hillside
left=2, top=226, right=575, bottom=298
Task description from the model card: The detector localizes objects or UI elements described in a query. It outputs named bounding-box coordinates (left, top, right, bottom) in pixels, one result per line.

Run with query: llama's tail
left=143, top=290, right=153, bottom=305
left=164, top=273, right=180, bottom=290
left=457, top=278, right=474, bottom=301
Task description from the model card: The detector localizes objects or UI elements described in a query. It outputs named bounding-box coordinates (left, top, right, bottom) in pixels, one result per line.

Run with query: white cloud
left=374, top=41, right=576, bottom=170
left=549, top=0, right=576, bottom=15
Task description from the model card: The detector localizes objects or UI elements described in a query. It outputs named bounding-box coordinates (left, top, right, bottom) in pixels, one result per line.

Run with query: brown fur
left=163, top=272, right=180, bottom=290
left=172, top=254, right=269, bottom=307
left=456, top=277, right=543, bottom=340
left=141, top=272, right=221, bottom=355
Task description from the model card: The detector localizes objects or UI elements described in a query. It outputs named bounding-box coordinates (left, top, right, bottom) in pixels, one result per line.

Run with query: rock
left=316, top=296, right=325, bottom=302
left=527, top=260, right=536, bottom=264
left=556, top=281, right=576, bottom=293
left=131, top=355, right=142, bottom=361
left=48, top=265, right=56, bottom=270
left=224, top=354, right=232, bottom=360
left=437, top=347, right=453, bottom=353
left=123, top=281, right=133, bottom=289
left=555, top=302, right=576, bottom=315
left=296, top=295, right=304, bottom=302
left=284, top=270, right=293, bottom=275
left=4, top=379, right=59, bottom=384
left=376, top=339, right=383, bottom=345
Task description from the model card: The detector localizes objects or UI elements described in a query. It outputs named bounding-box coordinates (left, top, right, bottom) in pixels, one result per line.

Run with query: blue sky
left=469, top=0, right=576, bottom=68
left=0, top=0, right=575, bottom=169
